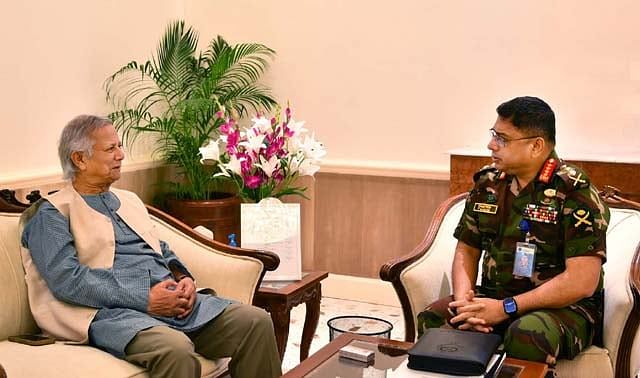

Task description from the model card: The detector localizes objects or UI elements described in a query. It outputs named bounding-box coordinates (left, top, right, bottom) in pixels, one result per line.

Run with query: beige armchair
left=0, top=189, right=279, bottom=378
left=381, top=186, right=640, bottom=378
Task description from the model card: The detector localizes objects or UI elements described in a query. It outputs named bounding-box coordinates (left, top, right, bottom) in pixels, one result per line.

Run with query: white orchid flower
left=239, top=128, right=266, bottom=154
left=256, top=155, right=281, bottom=177
left=199, top=139, right=221, bottom=165
left=251, top=116, right=272, bottom=133
left=287, top=134, right=303, bottom=155
left=287, top=154, right=302, bottom=174
left=287, top=119, right=307, bottom=136
left=298, top=158, right=321, bottom=176
left=223, top=155, right=244, bottom=175
left=299, top=133, right=326, bottom=162
left=214, top=166, right=231, bottom=178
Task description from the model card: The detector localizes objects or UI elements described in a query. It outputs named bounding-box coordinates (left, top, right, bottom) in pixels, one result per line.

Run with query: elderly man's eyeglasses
left=489, top=128, right=541, bottom=148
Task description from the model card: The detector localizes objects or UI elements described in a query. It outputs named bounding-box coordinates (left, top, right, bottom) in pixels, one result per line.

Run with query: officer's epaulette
left=473, top=164, right=502, bottom=183
left=554, top=163, right=590, bottom=191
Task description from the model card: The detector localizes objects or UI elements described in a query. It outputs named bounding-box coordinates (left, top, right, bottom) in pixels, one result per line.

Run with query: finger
left=450, top=312, right=474, bottom=324
left=464, top=316, right=487, bottom=326
left=457, top=322, right=472, bottom=330
left=173, top=297, right=190, bottom=309
left=177, top=307, right=193, bottom=319
left=449, top=299, right=468, bottom=308
left=176, top=298, right=194, bottom=318
left=457, top=303, right=485, bottom=313
left=472, top=325, right=492, bottom=333
left=465, top=290, right=475, bottom=301
left=184, top=281, right=196, bottom=295
left=159, top=280, right=179, bottom=291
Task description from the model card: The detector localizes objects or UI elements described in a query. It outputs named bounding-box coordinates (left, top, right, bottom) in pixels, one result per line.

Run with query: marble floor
left=281, top=296, right=405, bottom=373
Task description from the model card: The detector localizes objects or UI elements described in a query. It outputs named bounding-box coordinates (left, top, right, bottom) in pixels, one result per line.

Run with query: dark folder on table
left=407, top=328, right=502, bottom=376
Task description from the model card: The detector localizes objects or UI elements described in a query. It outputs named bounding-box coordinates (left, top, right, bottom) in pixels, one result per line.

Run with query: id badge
left=513, top=242, right=536, bottom=278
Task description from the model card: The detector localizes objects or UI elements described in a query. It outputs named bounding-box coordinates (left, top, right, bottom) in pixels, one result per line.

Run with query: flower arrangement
left=199, top=104, right=326, bottom=203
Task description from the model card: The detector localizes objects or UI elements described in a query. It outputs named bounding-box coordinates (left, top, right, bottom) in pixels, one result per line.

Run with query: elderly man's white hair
left=58, top=115, right=113, bottom=180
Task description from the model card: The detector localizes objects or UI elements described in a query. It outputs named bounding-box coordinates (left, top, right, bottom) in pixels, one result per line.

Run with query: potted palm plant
left=104, top=20, right=277, bottom=242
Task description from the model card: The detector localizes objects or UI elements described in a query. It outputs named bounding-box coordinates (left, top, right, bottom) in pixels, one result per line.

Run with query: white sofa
left=0, top=189, right=279, bottom=378
left=381, top=186, right=640, bottom=378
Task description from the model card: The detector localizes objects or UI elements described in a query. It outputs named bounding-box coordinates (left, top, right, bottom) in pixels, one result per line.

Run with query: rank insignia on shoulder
left=572, top=208, right=593, bottom=228
left=568, top=171, right=587, bottom=188
left=537, top=158, right=558, bottom=184
left=473, top=203, right=498, bottom=214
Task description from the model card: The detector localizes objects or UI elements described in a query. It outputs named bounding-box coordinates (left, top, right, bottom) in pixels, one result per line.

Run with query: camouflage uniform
left=417, top=151, right=610, bottom=365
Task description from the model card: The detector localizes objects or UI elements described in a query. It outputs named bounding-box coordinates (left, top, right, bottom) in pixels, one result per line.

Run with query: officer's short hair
left=496, top=96, right=556, bottom=145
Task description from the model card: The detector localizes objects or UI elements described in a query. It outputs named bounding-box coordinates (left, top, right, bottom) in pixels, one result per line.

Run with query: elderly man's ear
left=71, top=151, right=88, bottom=171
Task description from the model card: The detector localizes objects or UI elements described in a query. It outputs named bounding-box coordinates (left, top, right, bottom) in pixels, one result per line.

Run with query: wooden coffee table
left=283, top=333, right=548, bottom=378
left=253, top=271, right=329, bottom=362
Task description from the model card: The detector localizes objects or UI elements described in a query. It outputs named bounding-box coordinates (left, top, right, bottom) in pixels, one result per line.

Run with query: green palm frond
left=104, top=20, right=277, bottom=200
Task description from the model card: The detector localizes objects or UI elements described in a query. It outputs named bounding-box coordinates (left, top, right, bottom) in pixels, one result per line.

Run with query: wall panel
left=313, top=172, right=449, bottom=278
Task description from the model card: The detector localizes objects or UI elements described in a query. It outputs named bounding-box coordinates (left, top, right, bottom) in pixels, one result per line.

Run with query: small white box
left=338, top=345, right=375, bottom=363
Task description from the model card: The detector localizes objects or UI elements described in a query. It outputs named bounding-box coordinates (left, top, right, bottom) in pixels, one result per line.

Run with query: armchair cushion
left=0, top=341, right=227, bottom=378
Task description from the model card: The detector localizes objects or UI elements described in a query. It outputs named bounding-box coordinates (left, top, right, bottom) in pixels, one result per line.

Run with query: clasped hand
left=448, top=290, right=508, bottom=333
left=147, top=277, right=196, bottom=318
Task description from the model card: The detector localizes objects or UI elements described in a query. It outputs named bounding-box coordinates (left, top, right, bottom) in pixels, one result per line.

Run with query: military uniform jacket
left=454, top=151, right=610, bottom=326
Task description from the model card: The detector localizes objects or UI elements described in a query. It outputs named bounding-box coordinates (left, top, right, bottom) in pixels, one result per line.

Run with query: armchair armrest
left=380, top=193, right=467, bottom=342
left=146, top=205, right=279, bottom=304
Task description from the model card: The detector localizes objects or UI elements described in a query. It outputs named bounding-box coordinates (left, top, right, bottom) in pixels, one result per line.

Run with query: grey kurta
left=22, top=192, right=232, bottom=358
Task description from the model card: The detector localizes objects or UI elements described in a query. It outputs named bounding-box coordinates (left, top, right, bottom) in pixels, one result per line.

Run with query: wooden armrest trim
left=0, top=189, right=31, bottom=213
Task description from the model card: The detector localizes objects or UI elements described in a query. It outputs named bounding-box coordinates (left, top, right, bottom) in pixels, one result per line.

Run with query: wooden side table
left=253, top=271, right=329, bottom=362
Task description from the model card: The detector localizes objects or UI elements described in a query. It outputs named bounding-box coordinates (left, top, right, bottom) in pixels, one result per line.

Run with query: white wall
left=0, top=0, right=183, bottom=184
left=2, top=1, right=639, bottom=185
left=186, top=0, right=640, bottom=173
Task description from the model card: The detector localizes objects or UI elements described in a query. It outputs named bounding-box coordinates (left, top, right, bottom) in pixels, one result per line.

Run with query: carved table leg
left=300, top=283, right=322, bottom=361
left=269, top=303, right=291, bottom=361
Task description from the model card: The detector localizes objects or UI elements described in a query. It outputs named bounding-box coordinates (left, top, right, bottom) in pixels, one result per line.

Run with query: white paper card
left=241, top=199, right=302, bottom=281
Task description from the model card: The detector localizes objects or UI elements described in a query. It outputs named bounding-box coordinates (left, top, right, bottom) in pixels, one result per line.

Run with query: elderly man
left=417, top=97, right=610, bottom=369
left=20, top=115, right=281, bottom=378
